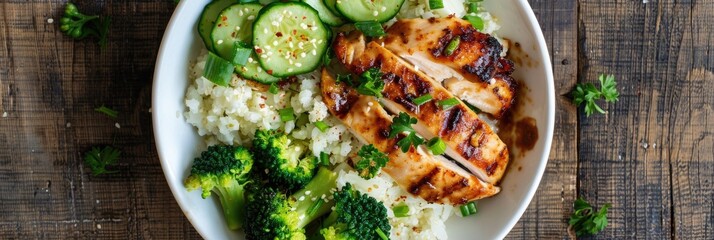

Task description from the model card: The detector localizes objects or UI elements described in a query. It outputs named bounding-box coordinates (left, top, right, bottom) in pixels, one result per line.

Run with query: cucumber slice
left=210, top=4, right=262, bottom=60
left=336, top=0, right=405, bottom=23
left=236, top=53, right=281, bottom=83
left=198, top=0, right=235, bottom=51
left=302, top=0, right=345, bottom=26
left=323, top=0, right=340, bottom=17
left=252, top=2, right=330, bottom=77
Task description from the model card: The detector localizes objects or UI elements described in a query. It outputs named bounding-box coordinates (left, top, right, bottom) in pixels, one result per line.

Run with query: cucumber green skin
left=252, top=2, right=330, bottom=77
left=323, top=0, right=341, bottom=17
left=210, top=3, right=262, bottom=60
left=301, top=0, right=345, bottom=26
left=198, top=0, right=236, bottom=51
left=336, top=0, right=406, bottom=23
left=235, top=53, right=281, bottom=84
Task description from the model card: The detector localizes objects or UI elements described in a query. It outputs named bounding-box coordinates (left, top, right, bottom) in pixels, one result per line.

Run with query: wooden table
left=1, top=0, right=712, bottom=239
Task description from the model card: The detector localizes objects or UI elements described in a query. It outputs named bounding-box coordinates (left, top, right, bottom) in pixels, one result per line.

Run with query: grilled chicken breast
left=334, top=32, right=509, bottom=184
left=320, top=69, right=499, bottom=204
left=380, top=17, right=516, bottom=118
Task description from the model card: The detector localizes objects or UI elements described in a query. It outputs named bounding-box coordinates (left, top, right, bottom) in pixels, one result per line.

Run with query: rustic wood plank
left=0, top=1, right=200, bottom=238
left=578, top=0, right=713, bottom=239
left=506, top=0, right=579, bottom=239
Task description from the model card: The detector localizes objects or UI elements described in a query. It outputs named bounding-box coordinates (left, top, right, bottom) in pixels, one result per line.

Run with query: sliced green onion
left=464, top=102, right=482, bottom=113
left=375, top=228, right=389, bottom=240
left=278, top=107, right=295, bottom=122
left=464, top=15, right=484, bottom=31
left=444, top=37, right=461, bottom=56
left=354, top=21, right=386, bottom=37
left=467, top=2, right=479, bottom=13
left=231, top=42, right=252, bottom=66
left=95, top=105, right=118, bottom=118
left=203, top=52, right=234, bottom=87
left=268, top=83, right=279, bottom=94
left=314, top=121, right=329, bottom=132
left=392, top=204, right=410, bottom=218
left=460, top=201, right=478, bottom=217
left=412, top=94, right=433, bottom=106
left=437, top=98, right=460, bottom=110
left=426, top=137, right=446, bottom=155
left=307, top=200, right=324, bottom=217
left=320, top=152, right=330, bottom=166
left=429, top=0, right=444, bottom=9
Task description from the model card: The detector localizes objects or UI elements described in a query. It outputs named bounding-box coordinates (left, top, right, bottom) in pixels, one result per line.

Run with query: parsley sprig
left=355, top=68, right=385, bottom=98
left=354, top=144, right=389, bottom=179
left=389, top=113, right=424, bottom=152
left=572, top=74, right=620, bottom=117
left=84, top=146, right=121, bottom=176
left=568, top=198, right=611, bottom=238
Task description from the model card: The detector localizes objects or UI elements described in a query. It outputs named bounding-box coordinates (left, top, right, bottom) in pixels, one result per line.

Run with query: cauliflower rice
left=183, top=1, right=500, bottom=239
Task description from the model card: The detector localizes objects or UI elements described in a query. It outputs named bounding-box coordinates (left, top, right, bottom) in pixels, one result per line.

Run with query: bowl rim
left=152, top=0, right=555, bottom=239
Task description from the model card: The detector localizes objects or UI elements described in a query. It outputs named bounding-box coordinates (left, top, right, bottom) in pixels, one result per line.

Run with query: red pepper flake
left=221, top=16, right=227, bottom=21
left=266, top=69, right=273, bottom=75
left=255, top=48, right=263, bottom=54
left=292, top=29, right=297, bottom=35
left=260, top=104, right=266, bottom=108
left=276, top=32, right=283, bottom=37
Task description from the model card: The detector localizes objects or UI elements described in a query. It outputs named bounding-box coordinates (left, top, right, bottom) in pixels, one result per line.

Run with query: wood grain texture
left=0, top=0, right=712, bottom=239
left=0, top=0, right=200, bottom=239
left=506, top=0, right=578, bottom=239
left=577, top=0, right=713, bottom=239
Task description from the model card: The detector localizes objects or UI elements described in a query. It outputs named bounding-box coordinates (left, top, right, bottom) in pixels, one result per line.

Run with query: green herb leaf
left=355, top=144, right=389, bottom=179
left=396, top=132, right=424, bottom=153
left=356, top=68, right=385, bottom=98
left=569, top=198, right=610, bottom=237
left=389, top=112, right=418, bottom=138
left=572, top=74, right=619, bottom=117
left=336, top=74, right=354, bottom=86
left=84, top=146, right=120, bottom=176
left=95, top=105, right=118, bottom=118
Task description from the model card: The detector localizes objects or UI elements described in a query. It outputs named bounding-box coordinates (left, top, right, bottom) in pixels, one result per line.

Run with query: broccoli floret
left=244, top=167, right=338, bottom=240
left=320, top=183, right=391, bottom=240
left=252, top=129, right=319, bottom=191
left=59, top=3, right=111, bottom=47
left=354, top=144, right=389, bottom=179
left=184, top=145, right=253, bottom=230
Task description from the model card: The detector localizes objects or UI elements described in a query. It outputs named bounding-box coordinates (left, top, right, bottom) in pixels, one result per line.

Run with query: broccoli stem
left=292, top=167, right=338, bottom=228
left=215, top=180, right=247, bottom=230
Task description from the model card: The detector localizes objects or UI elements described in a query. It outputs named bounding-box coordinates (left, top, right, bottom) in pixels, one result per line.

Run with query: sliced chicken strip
left=379, top=17, right=516, bottom=118
left=334, top=33, right=509, bottom=184
left=320, top=69, right=499, bottom=204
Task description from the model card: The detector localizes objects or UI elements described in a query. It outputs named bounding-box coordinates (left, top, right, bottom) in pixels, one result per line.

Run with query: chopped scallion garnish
left=437, top=98, right=460, bottom=110
left=426, top=137, right=446, bottom=155
left=95, top=105, right=118, bottom=118
left=460, top=201, right=478, bottom=217
left=268, top=83, right=279, bottom=94
left=429, top=0, right=444, bottom=9
left=464, top=15, right=484, bottom=31
left=231, top=42, right=252, bottom=66
left=444, top=37, right=461, bottom=56
left=354, top=21, right=386, bottom=37
left=320, top=151, right=330, bottom=166
left=203, top=52, right=234, bottom=87
left=467, top=2, right=479, bottom=13
left=314, top=121, right=329, bottom=132
left=278, top=107, right=295, bottom=122
left=392, top=204, right=410, bottom=218
left=412, top=94, right=433, bottom=106
left=464, top=102, right=482, bottom=113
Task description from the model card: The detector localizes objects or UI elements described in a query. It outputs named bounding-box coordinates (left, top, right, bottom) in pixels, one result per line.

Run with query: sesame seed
left=115, top=123, right=121, bottom=129
left=305, top=191, right=312, bottom=195
left=298, top=196, right=305, bottom=201
left=295, top=63, right=302, bottom=67
left=414, top=66, right=420, bottom=71
left=273, top=40, right=279, bottom=46
left=288, top=68, right=294, bottom=72
left=312, top=50, right=317, bottom=55
left=47, top=18, right=54, bottom=23
left=373, top=11, right=379, bottom=16
left=264, top=28, right=268, bottom=34
left=300, top=52, right=307, bottom=58
left=248, top=15, right=255, bottom=20
left=248, top=57, right=254, bottom=63
left=381, top=6, right=387, bottom=12
left=235, top=26, right=241, bottom=31
left=216, top=40, right=224, bottom=45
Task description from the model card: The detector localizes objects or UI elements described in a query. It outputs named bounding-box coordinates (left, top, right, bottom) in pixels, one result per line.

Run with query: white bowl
left=152, top=0, right=555, bottom=239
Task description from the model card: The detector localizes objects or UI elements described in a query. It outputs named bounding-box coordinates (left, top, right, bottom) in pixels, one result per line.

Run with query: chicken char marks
left=334, top=32, right=509, bottom=185
left=320, top=69, right=499, bottom=204
left=381, top=17, right=517, bottom=118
